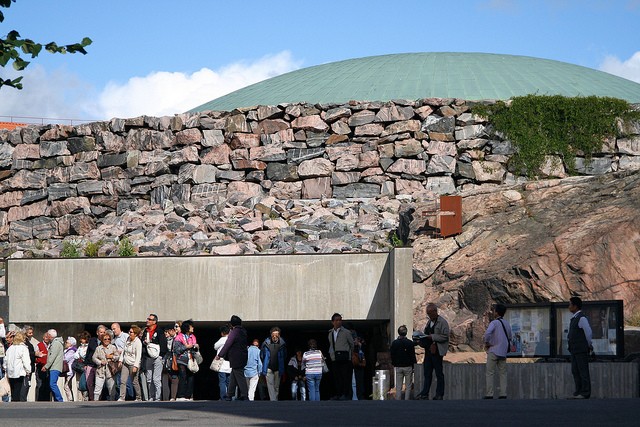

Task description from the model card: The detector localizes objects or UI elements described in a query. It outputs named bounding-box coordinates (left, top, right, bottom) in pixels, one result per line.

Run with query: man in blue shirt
left=483, top=304, right=512, bottom=399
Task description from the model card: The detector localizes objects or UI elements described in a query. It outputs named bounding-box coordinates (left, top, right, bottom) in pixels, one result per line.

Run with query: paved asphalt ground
left=0, top=399, right=638, bottom=426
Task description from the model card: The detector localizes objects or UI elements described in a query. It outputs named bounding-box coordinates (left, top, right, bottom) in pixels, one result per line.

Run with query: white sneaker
left=117, top=398, right=125, bottom=402
left=176, top=397, right=189, bottom=401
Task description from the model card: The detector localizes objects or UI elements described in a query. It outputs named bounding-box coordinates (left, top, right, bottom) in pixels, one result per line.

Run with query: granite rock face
left=1, top=98, right=639, bottom=352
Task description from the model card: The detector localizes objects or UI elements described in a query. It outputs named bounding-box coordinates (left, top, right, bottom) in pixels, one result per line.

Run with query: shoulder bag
left=0, top=375, right=10, bottom=397
left=210, top=357, right=224, bottom=372
left=187, top=353, right=199, bottom=373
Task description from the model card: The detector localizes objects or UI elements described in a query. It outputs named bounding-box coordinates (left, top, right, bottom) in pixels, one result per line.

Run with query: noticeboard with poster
left=504, top=305, right=552, bottom=357
left=505, top=300, right=624, bottom=359
left=556, top=300, right=624, bottom=357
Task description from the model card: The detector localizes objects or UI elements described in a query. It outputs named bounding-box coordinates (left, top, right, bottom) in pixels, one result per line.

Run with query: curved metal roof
left=189, top=52, right=640, bottom=112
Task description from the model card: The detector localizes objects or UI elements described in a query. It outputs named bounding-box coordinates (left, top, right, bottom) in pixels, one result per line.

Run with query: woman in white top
left=118, top=325, right=143, bottom=401
left=3, top=331, right=31, bottom=402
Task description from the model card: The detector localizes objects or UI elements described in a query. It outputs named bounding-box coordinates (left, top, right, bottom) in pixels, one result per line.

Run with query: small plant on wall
left=473, top=95, right=640, bottom=177
left=84, top=240, right=104, bottom=257
left=60, top=240, right=82, bottom=258
left=117, top=236, right=136, bottom=257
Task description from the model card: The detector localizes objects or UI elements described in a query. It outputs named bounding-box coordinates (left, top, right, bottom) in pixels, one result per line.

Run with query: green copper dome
left=189, top=52, right=640, bottom=112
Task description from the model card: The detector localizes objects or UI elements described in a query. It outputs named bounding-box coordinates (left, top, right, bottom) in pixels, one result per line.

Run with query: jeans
left=120, top=364, right=142, bottom=400
left=485, top=352, right=507, bottom=397
left=395, top=366, right=413, bottom=400
left=246, top=375, right=259, bottom=401
left=145, top=356, right=163, bottom=401
left=36, top=367, right=51, bottom=401
left=291, top=379, right=306, bottom=401
left=49, top=370, right=64, bottom=402
left=306, top=374, right=322, bottom=401
left=218, top=372, right=230, bottom=400
left=266, top=369, right=280, bottom=401
left=20, top=373, right=32, bottom=402
left=177, top=364, right=195, bottom=399
left=421, top=353, right=444, bottom=398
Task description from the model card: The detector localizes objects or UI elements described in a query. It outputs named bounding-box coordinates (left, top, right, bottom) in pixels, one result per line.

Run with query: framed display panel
left=504, top=304, right=553, bottom=357
left=554, top=300, right=624, bottom=358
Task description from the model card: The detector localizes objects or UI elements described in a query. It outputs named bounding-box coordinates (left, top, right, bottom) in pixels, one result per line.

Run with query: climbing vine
left=473, top=95, right=640, bottom=177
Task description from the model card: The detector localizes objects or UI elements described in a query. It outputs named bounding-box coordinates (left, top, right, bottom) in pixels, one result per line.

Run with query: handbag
left=108, top=361, right=120, bottom=376
left=187, top=353, right=199, bottom=373
left=171, top=354, right=178, bottom=372
left=322, top=358, right=329, bottom=373
left=72, top=359, right=86, bottom=374
left=78, top=371, right=88, bottom=392
left=210, top=357, right=224, bottom=372
left=194, top=350, right=203, bottom=365
left=62, top=360, right=70, bottom=375
left=147, top=343, right=160, bottom=359
left=0, top=375, right=10, bottom=397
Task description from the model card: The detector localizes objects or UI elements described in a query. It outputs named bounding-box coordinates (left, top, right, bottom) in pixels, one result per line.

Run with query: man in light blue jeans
left=390, top=325, right=416, bottom=400
left=44, top=329, right=64, bottom=402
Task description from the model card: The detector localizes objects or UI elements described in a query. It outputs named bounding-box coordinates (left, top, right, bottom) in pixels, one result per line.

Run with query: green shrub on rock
left=474, top=95, right=640, bottom=177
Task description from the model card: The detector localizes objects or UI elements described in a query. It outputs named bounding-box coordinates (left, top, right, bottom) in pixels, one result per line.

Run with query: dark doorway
left=83, top=319, right=390, bottom=401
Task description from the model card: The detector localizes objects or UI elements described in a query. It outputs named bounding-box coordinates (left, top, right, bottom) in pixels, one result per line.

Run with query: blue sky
left=1, top=0, right=639, bottom=122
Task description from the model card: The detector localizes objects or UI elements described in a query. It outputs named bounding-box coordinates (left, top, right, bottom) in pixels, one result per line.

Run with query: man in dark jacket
left=217, top=315, right=248, bottom=401
left=260, top=326, right=287, bottom=401
left=567, top=297, right=593, bottom=399
left=22, top=325, right=36, bottom=401
left=390, top=325, right=416, bottom=400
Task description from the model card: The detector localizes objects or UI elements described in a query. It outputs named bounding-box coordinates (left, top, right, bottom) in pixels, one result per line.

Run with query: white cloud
left=96, top=51, right=302, bottom=119
left=0, top=51, right=301, bottom=122
left=0, top=65, right=97, bottom=125
left=599, top=51, right=640, bottom=84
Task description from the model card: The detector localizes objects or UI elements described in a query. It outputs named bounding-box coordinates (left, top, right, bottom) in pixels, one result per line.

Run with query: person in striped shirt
left=302, top=339, right=325, bottom=401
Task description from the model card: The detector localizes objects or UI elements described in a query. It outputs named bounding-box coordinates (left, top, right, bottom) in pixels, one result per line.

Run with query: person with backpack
left=483, top=303, right=512, bottom=399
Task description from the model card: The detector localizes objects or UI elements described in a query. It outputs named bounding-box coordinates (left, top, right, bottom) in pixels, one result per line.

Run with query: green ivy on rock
left=474, top=95, right=640, bottom=177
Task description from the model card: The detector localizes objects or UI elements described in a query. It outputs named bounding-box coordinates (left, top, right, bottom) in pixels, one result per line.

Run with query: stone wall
left=0, top=97, right=639, bottom=275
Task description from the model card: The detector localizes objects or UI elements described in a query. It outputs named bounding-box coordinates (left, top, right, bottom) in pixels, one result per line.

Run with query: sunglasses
left=103, top=338, right=111, bottom=341
left=129, top=331, right=136, bottom=334
left=147, top=317, right=156, bottom=321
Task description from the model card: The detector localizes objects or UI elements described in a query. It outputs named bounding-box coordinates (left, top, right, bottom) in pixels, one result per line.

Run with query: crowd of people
left=1, top=299, right=593, bottom=402
left=0, top=312, right=363, bottom=402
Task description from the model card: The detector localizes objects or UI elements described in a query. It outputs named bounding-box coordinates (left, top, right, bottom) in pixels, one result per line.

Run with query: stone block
left=98, top=152, right=128, bottom=168
left=176, top=128, right=202, bottom=145
left=347, top=110, right=375, bottom=127
left=266, top=163, right=299, bottom=181
left=270, top=181, right=302, bottom=199
left=574, top=157, right=612, bottom=175
left=387, top=158, right=426, bottom=175
left=301, top=177, right=332, bottom=199
left=40, top=140, right=70, bottom=157
left=332, top=183, right=380, bottom=199
left=67, top=136, right=96, bottom=154
left=292, top=115, right=329, bottom=132
left=77, top=181, right=105, bottom=195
